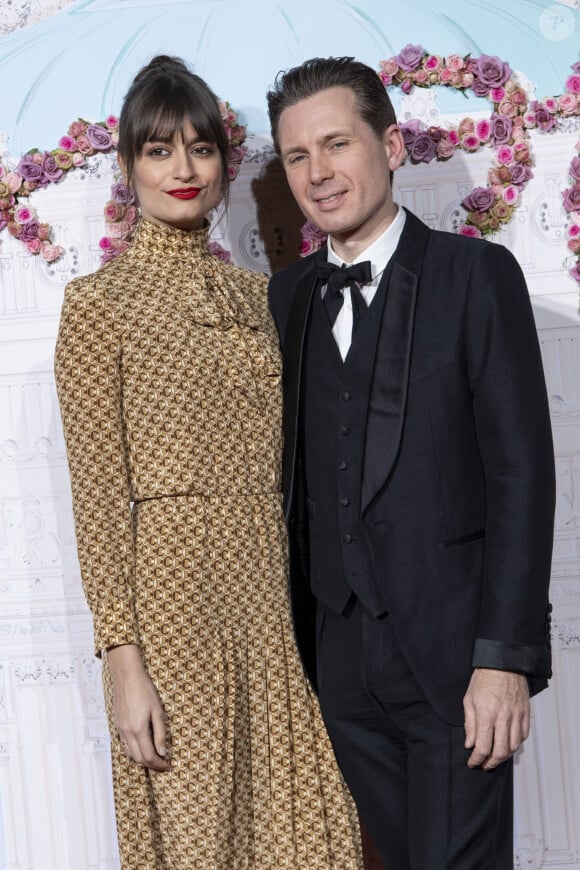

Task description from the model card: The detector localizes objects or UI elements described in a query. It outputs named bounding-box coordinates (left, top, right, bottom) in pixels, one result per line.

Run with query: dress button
left=340, top=498, right=350, bottom=507
left=339, top=425, right=350, bottom=435
left=344, top=533, right=353, bottom=543
left=338, top=460, right=348, bottom=470
left=342, top=391, right=351, bottom=401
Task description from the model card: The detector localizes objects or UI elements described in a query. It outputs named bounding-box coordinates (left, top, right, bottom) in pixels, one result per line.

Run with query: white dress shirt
left=324, top=206, right=406, bottom=360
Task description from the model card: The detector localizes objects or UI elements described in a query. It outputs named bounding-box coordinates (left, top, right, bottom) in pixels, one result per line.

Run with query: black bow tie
left=315, top=260, right=372, bottom=332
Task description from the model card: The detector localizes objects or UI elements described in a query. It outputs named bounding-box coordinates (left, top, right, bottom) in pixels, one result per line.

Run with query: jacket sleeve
left=465, top=242, right=555, bottom=679
left=54, top=278, right=139, bottom=655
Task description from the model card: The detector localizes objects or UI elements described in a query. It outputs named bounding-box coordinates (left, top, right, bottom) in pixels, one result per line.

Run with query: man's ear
left=383, top=124, right=406, bottom=173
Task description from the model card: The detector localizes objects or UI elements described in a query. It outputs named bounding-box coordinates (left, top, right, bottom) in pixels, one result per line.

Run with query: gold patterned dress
left=54, top=220, right=361, bottom=869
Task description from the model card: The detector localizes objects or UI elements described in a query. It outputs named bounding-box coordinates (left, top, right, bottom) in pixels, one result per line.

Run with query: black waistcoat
left=302, top=269, right=391, bottom=615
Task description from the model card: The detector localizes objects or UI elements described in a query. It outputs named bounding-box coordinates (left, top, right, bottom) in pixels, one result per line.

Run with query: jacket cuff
left=472, top=637, right=552, bottom=678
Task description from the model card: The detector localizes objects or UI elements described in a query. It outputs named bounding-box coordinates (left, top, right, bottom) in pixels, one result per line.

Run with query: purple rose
left=20, top=219, right=40, bottom=241
left=490, top=113, right=512, bottom=147
left=395, top=43, right=425, bottom=72
left=562, top=185, right=580, bottom=212
left=461, top=186, right=496, bottom=212
left=399, top=119, right=423, bottom=149
left=17, top=154, right=43, bottom=183
left=472, top=55, right=512, bottom=89
left=86, top=124, right=113, bottom=151
left=111, top=181, right=136, bottom=205
left=510, top=163, right=533, bottom=187
left=471, top=77, right=492, bottom=98
left=410, top=132, right=437, bottom=163
left=570, top=157, right=580, bottom=182
left=41, top=153, right=63, bottom=183
left=530, top=102, right=557, bottom=132
left=572, top=61, right=580, bottom=75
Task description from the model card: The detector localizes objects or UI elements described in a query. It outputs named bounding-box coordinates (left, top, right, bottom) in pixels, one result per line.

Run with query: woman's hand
left=106, top=644, right=170, bottom=771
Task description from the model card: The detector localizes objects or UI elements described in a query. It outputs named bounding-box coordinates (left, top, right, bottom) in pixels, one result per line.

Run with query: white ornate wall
left=0, top=107, right=579, bottom=870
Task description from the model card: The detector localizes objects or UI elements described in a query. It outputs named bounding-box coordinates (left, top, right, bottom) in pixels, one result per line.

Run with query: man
left=266, top=57, right=555, bottom=869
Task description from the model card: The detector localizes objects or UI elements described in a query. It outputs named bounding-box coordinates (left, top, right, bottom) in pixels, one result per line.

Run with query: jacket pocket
left=440, top=529, right=485, bottom=548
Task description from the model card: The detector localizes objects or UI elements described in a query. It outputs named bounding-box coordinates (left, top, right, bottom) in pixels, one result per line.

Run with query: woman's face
left=127, top=121, right=224, bottom=230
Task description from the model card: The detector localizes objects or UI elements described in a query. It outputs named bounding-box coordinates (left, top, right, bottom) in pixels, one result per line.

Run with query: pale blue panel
left=0, top=0, right=578, bottom=154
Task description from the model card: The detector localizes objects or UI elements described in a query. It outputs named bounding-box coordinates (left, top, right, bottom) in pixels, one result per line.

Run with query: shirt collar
left=326, top=205, right=406, bottom=283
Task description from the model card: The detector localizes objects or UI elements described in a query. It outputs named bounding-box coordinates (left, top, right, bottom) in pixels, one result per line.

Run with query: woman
left=55, top=56, right=362, bottom=869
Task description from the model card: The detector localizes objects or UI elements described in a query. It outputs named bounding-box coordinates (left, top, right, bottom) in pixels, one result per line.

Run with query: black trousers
left=315, top=598, right=514, bottom=870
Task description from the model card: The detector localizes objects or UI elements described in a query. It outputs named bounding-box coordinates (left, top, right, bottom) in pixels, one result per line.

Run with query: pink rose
left=498, top=100, right=517, bottom=119
left=558, top=93, right=577, bottom=115
left=568, top=238, right=580, bottom=254
left=513, top=143, right=531, bottom=164
left=99, top=236, right=115, bottom=251
left=14, top=205, right=32, bottom=223
left=436, top=137, right=456, bottom=159
left=7, top=221, right=21, bottom=237
left=510, top=87, right=528, bottom=106
left=461, top=134, right=480, bottom=152
left=31, top=153, right=43, bottom=165
left=523, top=112, right=537, bottom=128
left=567, top=223, right=580, bottom=239
left=462, top=73, right=474, bottom=88
left=104, top=200, right=125, bottom=222
left=503, top=185, right=518, bottom=204
left=458, top=118, right=475, bottom=136
left=451, top=72, right=464, bottom=88
left=72, top=154, right=86, bottom=167
left=105, top=115, right=119, bottom=131
left=565, top=75, right=580, bottom=94
left=425, top=55, right=442, bottom=71
left=475, top=119, right=491, bottom=141
left=448, top=130, right=460, bottom=146
left=414, top=69, right=429, bottom=85
left=379, top=72, right=393, bottom=86
left=490, top=87, right=506, bottom=103
left=37, top=224, right=50, bottom=241
left=497, top=145, right=514, bottom=165
left=544, top=97, right=558, bottom=113
left=458, top=224, right=482, bottom=238
left=401, top=78, right=413, bottom=95
left=25, top=238, right=41, bottom=253
left=125, top=205, right=138, bottom=224
left=76, top=135, right=94, bottom=155
left=105, top=220, right=133, bottom=239
left=446, top=54, right=465, bottom=72
left=439, top=68, right=453, bottom=84
left=380, top=58, right=399, bottom=77
left=5, top=172, right=22, bottom=193
left=59, top=135, right=76, bottom=152
left=68, top=120, right=86, bottom=137
left=40, top=244, right=64, bottom=262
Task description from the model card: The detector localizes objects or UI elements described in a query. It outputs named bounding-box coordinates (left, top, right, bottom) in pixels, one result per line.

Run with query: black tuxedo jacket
left=268, top=209, right=555, bottom=724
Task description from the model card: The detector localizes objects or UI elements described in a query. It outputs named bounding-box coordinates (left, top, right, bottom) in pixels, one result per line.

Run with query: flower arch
left=0, top=50, right=579, bottom=282
left=300, top=48, right=580, bottom=285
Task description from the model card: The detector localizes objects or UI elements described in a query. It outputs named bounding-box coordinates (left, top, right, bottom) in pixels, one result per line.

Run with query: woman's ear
left=116, top=154, right=130, bottom=186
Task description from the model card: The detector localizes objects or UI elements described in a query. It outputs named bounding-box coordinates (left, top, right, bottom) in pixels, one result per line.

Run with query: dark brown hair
left=267, top=56, right=397, bottom=154
left=118, top=55, right=230, bottom=193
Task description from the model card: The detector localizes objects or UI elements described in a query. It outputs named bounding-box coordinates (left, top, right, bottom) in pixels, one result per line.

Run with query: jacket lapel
left=281, top=251, right=324, bottom=518
left=361, top=210, right=430, bottom=514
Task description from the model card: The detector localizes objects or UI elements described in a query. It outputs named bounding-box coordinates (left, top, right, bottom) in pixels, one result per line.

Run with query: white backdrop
left=1, top=1, right=580, bottom=868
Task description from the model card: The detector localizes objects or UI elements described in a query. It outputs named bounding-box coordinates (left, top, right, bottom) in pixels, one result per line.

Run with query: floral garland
left=563, top=140, right=580, bottom=282
left=299, top=47, right=580, bottom=286
left=0, top=102, right=246, bottom=265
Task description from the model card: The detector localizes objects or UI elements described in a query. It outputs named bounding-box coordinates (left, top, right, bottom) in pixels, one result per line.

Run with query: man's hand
left=107, top=643, right=170, bottom=771
left=463, top=667, right=530, bottom=771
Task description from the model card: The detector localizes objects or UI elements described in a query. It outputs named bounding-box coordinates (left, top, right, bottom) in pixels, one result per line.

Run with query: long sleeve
left=465, top=242, right=555, bottom=678
left=55, top=277, right=139, bottom=654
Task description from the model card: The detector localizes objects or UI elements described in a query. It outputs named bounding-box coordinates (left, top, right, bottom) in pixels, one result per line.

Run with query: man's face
left=277, top=86, right=404, bottom=255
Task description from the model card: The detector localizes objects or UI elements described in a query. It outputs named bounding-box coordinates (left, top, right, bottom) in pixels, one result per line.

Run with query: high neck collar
left=128, top=218, right=211, bottom=260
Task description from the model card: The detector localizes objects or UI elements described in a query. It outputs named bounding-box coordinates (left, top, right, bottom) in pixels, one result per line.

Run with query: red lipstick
left=167, top=188, right=201, bottom=200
